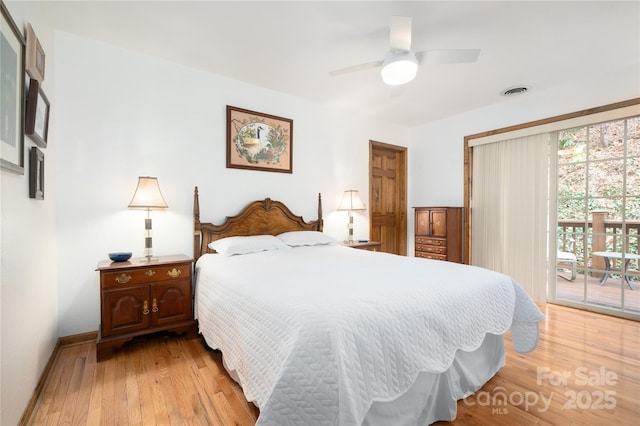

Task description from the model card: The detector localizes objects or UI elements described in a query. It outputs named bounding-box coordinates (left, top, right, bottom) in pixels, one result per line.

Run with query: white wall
left=54, top=31, right=408, bottom=337
left=1, top=2, right=58, bottom=425
left=407, top=63, right=640, bottom=254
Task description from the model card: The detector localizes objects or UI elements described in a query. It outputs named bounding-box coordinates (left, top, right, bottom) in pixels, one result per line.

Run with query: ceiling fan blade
left=417, top=49, right=481, bottom=64
left=389, top=16, right=412, bottom=51
left=329, top=60, right=383, bottom=77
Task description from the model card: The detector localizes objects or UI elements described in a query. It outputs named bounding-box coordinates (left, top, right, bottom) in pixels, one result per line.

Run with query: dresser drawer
left=415, top=251, right=447, bottom=261
left=416, top=244, right=447, bottom=255
left=415, top=237, right=446, bottom=246
left=101, top=263, right=192, bottom=289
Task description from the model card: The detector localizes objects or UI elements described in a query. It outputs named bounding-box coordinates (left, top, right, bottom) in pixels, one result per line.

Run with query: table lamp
left=337, top=189, right=366, bottom=243
left=128, top=176, right=168, bottom=261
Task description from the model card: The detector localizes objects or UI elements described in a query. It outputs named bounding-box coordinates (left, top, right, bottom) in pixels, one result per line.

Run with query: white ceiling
left=39, top=1, right=639, bottom=127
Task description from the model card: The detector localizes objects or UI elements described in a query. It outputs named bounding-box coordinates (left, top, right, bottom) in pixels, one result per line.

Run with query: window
left=554, top=116, right=640, bottom=315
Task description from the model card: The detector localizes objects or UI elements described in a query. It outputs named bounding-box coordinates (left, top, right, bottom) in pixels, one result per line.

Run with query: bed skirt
left=222, top=332, right=505, bottom=426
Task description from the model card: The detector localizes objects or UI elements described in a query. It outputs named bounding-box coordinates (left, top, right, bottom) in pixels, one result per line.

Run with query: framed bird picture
left=226, top=105, right=293, bottom=173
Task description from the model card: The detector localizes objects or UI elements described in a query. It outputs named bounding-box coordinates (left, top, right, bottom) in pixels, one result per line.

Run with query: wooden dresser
left=95, top=254, right=196, bottom=360
left=414, top=207, right=463, bottom=263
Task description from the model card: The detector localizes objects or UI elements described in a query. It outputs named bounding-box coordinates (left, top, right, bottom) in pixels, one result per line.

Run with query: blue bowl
left=109, top=252, right=132, bottom=262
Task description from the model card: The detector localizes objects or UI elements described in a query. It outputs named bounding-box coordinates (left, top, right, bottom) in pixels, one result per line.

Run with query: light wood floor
left=25, top=303, right=639, bottom=425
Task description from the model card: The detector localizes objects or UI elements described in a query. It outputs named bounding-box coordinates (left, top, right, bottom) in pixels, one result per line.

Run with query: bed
left=192, top=187, right=544, bottom=426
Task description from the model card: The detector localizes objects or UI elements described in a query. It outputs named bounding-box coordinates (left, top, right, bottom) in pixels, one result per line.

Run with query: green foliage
left=557, top=117, right=640, bottom=266
left=557, top=190, right=598, bottom=220
left=558, top=129, right=577, bottom=149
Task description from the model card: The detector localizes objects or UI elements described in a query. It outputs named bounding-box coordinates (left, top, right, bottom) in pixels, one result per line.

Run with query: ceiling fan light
left=381, top=51, right=418, bottom=85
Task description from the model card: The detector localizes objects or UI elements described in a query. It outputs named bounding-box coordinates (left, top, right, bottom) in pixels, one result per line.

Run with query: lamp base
left=344, top=211, right=355, bottom=244
left=140, top=255, right=159, bottom=262
left=142, top=217, right=157, bottom=262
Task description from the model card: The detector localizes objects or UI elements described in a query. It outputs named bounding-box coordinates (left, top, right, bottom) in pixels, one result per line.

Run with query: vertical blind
left=471, top=133, right=549, bottom=302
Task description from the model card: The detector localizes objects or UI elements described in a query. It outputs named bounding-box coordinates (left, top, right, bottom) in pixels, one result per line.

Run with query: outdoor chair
left=557, top=239, right=577, bottom=281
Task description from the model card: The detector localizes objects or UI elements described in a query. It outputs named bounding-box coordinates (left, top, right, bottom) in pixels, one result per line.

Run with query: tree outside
left=557, top=116, right=640, bottom=276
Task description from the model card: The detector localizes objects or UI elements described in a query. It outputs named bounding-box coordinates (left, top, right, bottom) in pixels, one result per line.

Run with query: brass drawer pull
left=142, top=300, right=149, bottom=315
left=167, top=268, right=182, bottom=278
left=115, top=273, right=132, bottom=284
left=152, top=298, right=158, bottom=313
left=145, top=270, right=156, bottom=277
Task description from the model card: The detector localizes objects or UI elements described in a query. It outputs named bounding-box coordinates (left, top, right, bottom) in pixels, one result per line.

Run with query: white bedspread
left=195, top=245, right=543, bottom=426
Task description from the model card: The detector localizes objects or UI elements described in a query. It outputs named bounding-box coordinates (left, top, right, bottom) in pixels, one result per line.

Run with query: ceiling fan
left=329, top=16, right=480, bottom=86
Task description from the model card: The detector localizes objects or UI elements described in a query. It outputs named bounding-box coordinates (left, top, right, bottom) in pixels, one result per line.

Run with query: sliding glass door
left=554, top=116, right=640, bottom=317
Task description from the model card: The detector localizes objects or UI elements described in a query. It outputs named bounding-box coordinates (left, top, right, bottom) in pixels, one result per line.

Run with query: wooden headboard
left=193, top=186, right=323, bottom=261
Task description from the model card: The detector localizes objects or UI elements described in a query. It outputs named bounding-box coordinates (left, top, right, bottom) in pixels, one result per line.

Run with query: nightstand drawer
left=101, top=263, right=192, bottom=289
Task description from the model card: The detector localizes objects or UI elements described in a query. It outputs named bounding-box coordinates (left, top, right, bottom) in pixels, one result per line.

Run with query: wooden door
left=415, top=210, right=430, bottom=235
left=430, top=210, right=448, bottom=238
left=152, top=280, right=192, bottom=327
left=101, top=286, right=150, bottom=336
left=369, top=141, right=407, bottom=255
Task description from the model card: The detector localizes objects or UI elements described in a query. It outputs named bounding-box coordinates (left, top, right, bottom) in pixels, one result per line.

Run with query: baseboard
left=59, top=330, right=98, bottom=347
left=18, top=330, right=98, bottom=426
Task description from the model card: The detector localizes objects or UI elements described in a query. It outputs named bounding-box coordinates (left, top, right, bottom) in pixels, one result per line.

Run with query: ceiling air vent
left=501, top=86, right=529, bottom=96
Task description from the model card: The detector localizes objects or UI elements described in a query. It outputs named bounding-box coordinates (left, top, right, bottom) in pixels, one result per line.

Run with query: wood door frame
left=369, top=140, right=408, bottom=255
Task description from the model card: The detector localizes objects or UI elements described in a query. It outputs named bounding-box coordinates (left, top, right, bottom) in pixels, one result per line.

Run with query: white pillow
left=208, top=235, right=289, bottom=256
left=277, top=231, right=337, bottom=247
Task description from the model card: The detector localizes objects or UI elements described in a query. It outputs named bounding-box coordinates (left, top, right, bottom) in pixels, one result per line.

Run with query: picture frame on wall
left=0, top=2, right=26, bottom=174
left=25, top=23, right=45, bottom=82
left=25, top=79, right=50, bottom=148
left=29, top=146, right=44, bottom=200
left=226, top=105, right=293, bottom=174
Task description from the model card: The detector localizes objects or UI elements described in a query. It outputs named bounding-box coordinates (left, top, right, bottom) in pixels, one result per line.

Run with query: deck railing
left=558, top=212, right=640, bottom=278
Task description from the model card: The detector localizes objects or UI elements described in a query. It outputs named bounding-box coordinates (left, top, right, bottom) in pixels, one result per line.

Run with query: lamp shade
left=337, top=190, right=366, bottom=211
left=380, top=51, right=418, bottom=86
left=128, top=176, right=168, bottom=210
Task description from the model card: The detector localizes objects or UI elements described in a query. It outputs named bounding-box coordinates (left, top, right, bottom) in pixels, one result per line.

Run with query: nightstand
left=343, top=241, right=382, bottom=252
left=95, top=254, right=197, bottom=361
